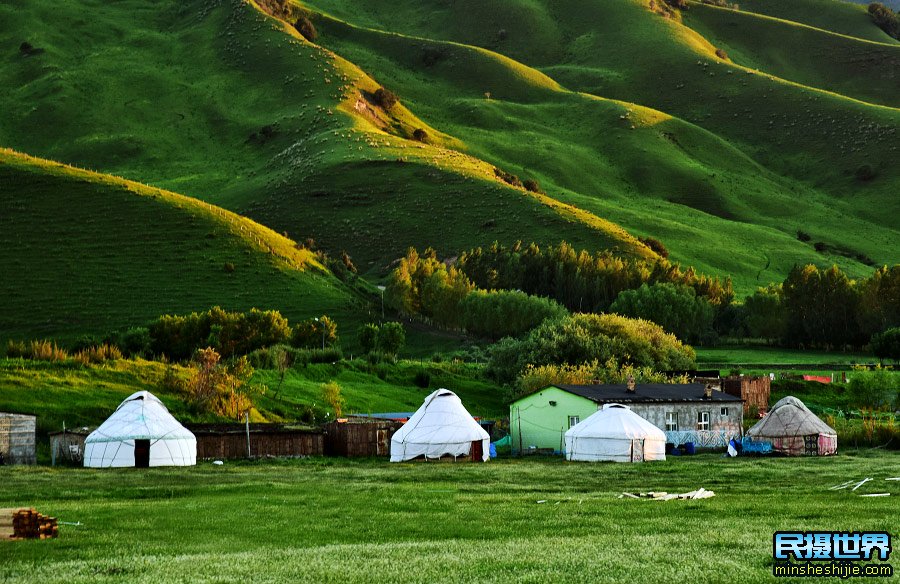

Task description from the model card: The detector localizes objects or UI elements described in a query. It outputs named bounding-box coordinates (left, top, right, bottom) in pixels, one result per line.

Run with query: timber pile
left=619, top=487, right=716, bottom=501
left=0, top=508, right=59, bottom=540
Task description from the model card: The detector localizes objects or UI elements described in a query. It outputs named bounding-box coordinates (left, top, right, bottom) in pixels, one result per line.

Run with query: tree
left=372, top=87, right=398, bottom=110
left=871, top=328, right=900, bottom=363
left=321, top=381, right=345, bottom=417
left=377, top=322, right=406, bottom=356
left=272, top=346, right=293, bottom=400
left=359, top=323, right=380, bottom=354
left=185, top=347, right=261, bottom=418
left=848, top=368, right=899, bottom=409
left=869, top=3, right=900, bottom=39
left=610, top=283, right=715, bottom=344
left=781, top=264, right=862, bottom=348
left=294, top=15, right=317, bottom=41
left=742, top=285, right=786, bottom=341
left=292, top=315, right=338, bottom=349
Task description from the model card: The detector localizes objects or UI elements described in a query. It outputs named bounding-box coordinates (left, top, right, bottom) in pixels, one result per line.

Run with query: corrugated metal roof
left=552, top=383, right=743, bottom=404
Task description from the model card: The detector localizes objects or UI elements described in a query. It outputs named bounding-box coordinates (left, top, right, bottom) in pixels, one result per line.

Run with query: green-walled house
left=509, top=383, right=743, bottom=454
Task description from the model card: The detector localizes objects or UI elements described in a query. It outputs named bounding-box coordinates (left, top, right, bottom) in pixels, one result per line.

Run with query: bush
left=715, top=48, right=728, bottom=60
left=638, top=236, right=670, bottom=259
left=848, top=368, right=899, bottom=409
left=412, top=128, right=429, bottom=143
left=5, top=339, right=26, bottom=358
left=358, top=323, right=379, bottom=354
left=413, top=369, right=431, bottom=388
left=291, top=315, right=339, bottom=350
left=73, top=344, right=123, bottom=365
left=514, top=359, right=673, bottom=399
left=223, top=262, right=235, bottom=273
left=855, top=164, right=877, bottom=182
left=523, top=179, right=543, bottom=194
left=27, top=340, right=68, bottom=361
left=372, top=87, right=398, bottom=110
left=116, top=327, right=152, bottom=358
left=869, top=3, right=900, bottom=39
left=459, top=289, right=567, bottom=340
left=321, top=381, right=345, bottom=417
left=493, top=167, right=523, bottom=188
left=796, top=230, right=811, bottom=242
left=294, top=15, right=317, bottom=41
left=486, top=313, right=695, bottom=384
left=377, top=322, right=406, bottom=356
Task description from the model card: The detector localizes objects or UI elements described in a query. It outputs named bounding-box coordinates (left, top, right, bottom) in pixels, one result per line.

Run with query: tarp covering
left=84, top=391, right=196, bottom=467
left=390, top=389, right=489, bottom=462
left=565, top=404, right=666, bottom=462
left=747, top=396, right=837, bottom=456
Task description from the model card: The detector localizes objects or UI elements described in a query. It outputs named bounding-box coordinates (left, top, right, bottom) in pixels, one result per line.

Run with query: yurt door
left=134, top=439, right=150, bottom=468
left=470, top=439, right=483, bottom=462
left=631, top=439, right=645, bottom=463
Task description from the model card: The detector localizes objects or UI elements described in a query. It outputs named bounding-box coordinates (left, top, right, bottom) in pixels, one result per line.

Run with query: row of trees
left=386, top=248, right=568, bottom=338
left=149, top=307, right=338, bottom=361
left=456, top=241, right=734, bottom=313
left=358, top=322, right=406, bottom=356
left=738, top=265, right=900, bottom=349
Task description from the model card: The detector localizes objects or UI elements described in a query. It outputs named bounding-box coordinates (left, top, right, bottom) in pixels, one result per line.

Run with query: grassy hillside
left=0, top=358, right=505, bottom=439
left=739, top=0, right=900, bottom=42
left=0, top=149, right=365, bottom=340
left=1, top=0, right=897, bottom=300
left=684, top=3, right=900, bottom=108
left=0, top=0, right=653, bottom=273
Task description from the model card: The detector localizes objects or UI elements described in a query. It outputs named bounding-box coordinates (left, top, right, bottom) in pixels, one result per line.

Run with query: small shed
left=325, top=418, right=404, bottom=457
left=0, top=413, right=36, bottom=465
left=186, top=424, right=324, bottom=459
left=723, top=375, right=771, bottom=415
left=49, top=428, right=93, bottom=466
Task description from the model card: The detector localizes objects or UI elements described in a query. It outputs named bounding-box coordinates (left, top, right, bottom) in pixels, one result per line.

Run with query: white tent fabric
left=84, top=391, right=196, bottom=468
left=565, top=404, right=667, bottom=462
left=390, top=389, right=490, bottom=462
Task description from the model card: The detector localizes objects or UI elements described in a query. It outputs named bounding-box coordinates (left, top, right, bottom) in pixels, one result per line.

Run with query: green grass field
left=695, top=346, right=878, bottom=366
left=1, top=453, right=897, bottom=583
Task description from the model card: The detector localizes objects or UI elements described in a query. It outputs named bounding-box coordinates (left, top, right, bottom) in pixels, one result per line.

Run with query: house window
left=568, top=416, right=580, bottom=428
left=665, top=412, right=678, bottom=432
left=720, top=407, right=729, bottom=417
left=697, top=411, right=710, bottom=431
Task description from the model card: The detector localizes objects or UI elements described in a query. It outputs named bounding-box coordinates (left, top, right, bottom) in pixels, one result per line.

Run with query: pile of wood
left=0, top=508, right=58, bottom=540
left=619, top=487, right=716, bottom=501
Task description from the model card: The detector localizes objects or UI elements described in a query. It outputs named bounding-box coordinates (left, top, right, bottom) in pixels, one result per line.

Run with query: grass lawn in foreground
left=0, top=453, right=897, bottom=583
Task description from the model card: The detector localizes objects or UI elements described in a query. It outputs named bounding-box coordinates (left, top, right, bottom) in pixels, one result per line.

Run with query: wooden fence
left=324, top=420, right=403, bottom=457
left=186, top=424, right=324, bottom=460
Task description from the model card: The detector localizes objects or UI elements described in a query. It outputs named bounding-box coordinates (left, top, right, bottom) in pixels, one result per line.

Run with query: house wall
left=510, top=390, right=744, bottom=454
left=510, top=388, right=597, bottom=453
left=0, top=413, right=36, bottom=465
left=629, top=402, right=743, bottom=439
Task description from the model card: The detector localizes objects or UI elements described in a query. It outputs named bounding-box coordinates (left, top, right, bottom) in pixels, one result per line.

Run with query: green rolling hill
left=1, top=0, right=898, bottom=336
left=0, top=148, right=364, bottom=340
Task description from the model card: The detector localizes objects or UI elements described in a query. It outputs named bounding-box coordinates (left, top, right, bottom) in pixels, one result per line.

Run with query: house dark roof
left=552, top=383, right=743, bottom=404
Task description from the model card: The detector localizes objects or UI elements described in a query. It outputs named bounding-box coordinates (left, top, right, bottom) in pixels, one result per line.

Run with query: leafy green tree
left=460, top=289, right=567, bottom=339
left=848, top=368, right=899, bottom=409
left=609, top=283, right=715, bottom=344
left=782, top=265, right=862, bottom=348
left=742, top=285, right=786, bottom=341
left=377, top=322, right=406, bottom=356
left=359, top=323, right=379, bottom=354
left=291, top=315, right=338, bottom=349
left=871, top=328, right=900, bottom=363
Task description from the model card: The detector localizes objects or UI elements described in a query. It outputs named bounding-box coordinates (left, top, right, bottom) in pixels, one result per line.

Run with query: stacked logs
left=0, top=508, right=59, bottom=540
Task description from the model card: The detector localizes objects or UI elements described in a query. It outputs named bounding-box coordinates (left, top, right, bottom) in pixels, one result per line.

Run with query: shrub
left=5, top=339, right=26, bottom=358
left=638, top=236, right=670, bottom=259
left=493, top=167, right=523, bottom=188
left=459, top=289, right=567, bottom=340
left=796, top=230, right=811, bottom=242
left=715, top=48, right=728, bottom=60
left=358, top=323, right=379, bottom=354
left=412, top=128, right=429, bottom=143
left=869, top=3, right=900, bottom=39
left=294, top=15, right=317, bottom=41
left=377, top=322, right=406, bottom=356
left=321, top=381, right=345, bottom=417
left=413, top=369, right=431, bottom=388
left=848, top=368, right=899, bottom=409
left=19, top=42, right=33, bottom=54
left=610, top=283, right=716, bottom=345
left=372, top=87, right=398, bottom=110
left=291, top=315, right=339, bottom=350
left=185, top=348, right=261, bottom=419
left=27, top=340, right=68, bottom=361
left=523, top=179, right=543, bottom=193
left=116, top=327, right=152, bottom=358
left=421, top=47, right=446, bottom=67
left=855, top=164, right=877, bottom=182
left=223, top=262, right=236, bottom=273
left=73, top=344, right=123, bottom=365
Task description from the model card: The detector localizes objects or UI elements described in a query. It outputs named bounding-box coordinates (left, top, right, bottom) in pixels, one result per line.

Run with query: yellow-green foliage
left=515, top=358, right=681, bottom=397
left=73, top=344, right=123, bottom=366
left=321, top=380, right=345, bottom=417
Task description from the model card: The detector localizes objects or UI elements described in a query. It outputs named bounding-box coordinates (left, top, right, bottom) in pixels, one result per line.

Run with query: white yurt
left=84, top=391, right=196, bottom=468
left=747, top=395, right=837, bottom=456
left=390, top=389, right=490, bottom=462
left=565, top=403, right=666, bottom=462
